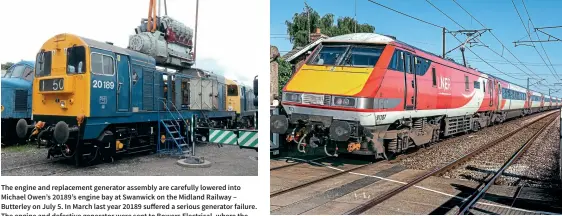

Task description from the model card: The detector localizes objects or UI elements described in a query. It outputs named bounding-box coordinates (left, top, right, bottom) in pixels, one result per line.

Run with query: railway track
left=270, top=156, right=329, bottom=171
left=344, top=111, right=558, bottom=215
left=270, top=162, right=373, bottom=198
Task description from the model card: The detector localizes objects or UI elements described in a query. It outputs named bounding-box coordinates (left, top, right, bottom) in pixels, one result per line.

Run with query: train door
left=190, top=78, right=202, bottom=110
left=90, top=50, right=117, bottom=117
left=201, top=78, right=213, bottom=110
left=218, top=83, right=225, bottom=111
left=240, top=86, right=246, bottom=112
left=212, top=79, right=219, bottom=110
left=404, top=53, right=417, bottom=110
left=116, top=54, right=131, bottom=112
left=488, top=79, right=493, bottom=107
left=497, top=83, right=502, bottom=110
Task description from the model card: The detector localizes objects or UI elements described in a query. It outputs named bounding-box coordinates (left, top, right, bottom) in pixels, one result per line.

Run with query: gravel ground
left=497, top=117, right=561, bottom=188
left=1, top=143, right=257, bottom=176
left=400, top=111, right=554, bottom=171
left=440, top=114, right=557, bottom=182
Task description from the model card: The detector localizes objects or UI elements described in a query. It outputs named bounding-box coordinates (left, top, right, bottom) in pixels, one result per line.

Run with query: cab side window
left=91, top=53, right=114, bottom=75
left=23, top=66, right=34, bottom=81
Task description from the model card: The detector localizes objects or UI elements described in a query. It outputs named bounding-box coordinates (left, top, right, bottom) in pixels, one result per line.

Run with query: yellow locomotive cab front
left=226, top=79, right=241, bottom=113
left=284, top=43, right=387, bottom=96
left=33, top=33, right=91, bottom=118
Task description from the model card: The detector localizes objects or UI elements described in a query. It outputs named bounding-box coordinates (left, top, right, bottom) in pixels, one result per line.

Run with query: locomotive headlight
left=284, top=92, right=302, bottom=103
left=60, top=101, right=66, bottom=108
left=332, top=96, right=356, bottom=107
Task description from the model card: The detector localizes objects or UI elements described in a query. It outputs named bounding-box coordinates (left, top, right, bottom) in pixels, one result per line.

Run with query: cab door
left=116, top=54, right=131, bottom=112
left=489, top=80, right=493, bottom=107
left=404, top=52, right=417, bottom=110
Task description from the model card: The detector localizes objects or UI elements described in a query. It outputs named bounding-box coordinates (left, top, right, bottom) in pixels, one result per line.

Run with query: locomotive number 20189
left=92, top=80, right=115, bottom=89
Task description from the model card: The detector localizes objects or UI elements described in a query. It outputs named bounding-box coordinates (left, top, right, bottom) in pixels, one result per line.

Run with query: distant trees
left=285, top=5, right=375, bottom=48
left=1, top=62, right=14, bottom=70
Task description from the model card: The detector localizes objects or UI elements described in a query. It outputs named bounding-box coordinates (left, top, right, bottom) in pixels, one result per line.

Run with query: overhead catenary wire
left=366, top=0, right=444, bottom=29
left=425, top=0, right=544, bottom=83
left=510, top=0, right=558, bottom=79
left=450, top=0, right=559, bottom=82
left=440, top=0, right=546, bottom=81
left=364, top=0, right=525, bottom=82
left=520, top=0, right=561, bottom=80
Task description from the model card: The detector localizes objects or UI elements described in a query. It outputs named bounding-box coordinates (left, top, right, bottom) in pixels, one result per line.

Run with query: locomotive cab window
left=308, top=45, right=348, bottom=66
left=227, top=84, right=238, bottom=96
left=342, top=46, right=384, bottom=67
left=67, top=46, right=86, bottom=74
left=473, top=81, right=480, bottom=89
left=309, top=44, right=384, bottom=67
left=91, top=53, right=114, bottom=75
left=4, top=65, right=33, bottom=81
left=35, top=51, right=52, bottom=77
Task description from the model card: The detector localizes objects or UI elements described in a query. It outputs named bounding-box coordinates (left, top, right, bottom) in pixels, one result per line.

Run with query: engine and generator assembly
left=129, top=16, right=195, bottom=69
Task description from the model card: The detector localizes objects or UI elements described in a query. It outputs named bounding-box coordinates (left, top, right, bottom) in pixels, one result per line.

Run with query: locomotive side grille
left=14, top=90, right=28, bottom=111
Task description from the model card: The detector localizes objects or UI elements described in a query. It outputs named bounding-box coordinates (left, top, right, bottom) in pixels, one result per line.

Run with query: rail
left=344, top=111, right=558, bottom=215
left=458, top=112, right=557, bottom=214
left=270, top=163, right=372, bottom=198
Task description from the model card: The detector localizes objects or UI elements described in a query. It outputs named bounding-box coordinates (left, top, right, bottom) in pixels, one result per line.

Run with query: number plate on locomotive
left=39, top=78, right=64, bottom=91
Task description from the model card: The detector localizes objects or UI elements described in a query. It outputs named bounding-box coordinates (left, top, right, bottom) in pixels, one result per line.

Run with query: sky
left=0, top=0, right=266, bottom=85
left=271, top=0, right=562, bottom=97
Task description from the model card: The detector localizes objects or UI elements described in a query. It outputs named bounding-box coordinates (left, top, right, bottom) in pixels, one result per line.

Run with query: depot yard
left=1, top=143, right=257, bottom=176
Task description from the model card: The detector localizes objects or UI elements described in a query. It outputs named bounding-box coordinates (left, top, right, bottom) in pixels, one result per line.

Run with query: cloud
left=0, top=0, right=265, bottom=88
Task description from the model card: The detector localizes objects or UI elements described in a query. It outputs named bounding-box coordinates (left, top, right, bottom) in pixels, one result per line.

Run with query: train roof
left=79, top=36, right=156, bottom=66
left=12, top=60, right=35, bottom=68
left=324, top=33, right=395, bottom=44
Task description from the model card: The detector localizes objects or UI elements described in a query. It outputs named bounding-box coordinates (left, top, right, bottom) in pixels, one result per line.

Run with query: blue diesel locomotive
left=1, top=60, right=34, bottom=144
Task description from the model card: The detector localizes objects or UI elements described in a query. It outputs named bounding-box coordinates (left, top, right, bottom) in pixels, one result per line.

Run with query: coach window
left=91, top=53, right=114, bottom=75
left=67, top=46, right=86, bottom=74
left=483, top=81, right=486, bottom=92
left=35, top=51, right=52, bottom=77
left=432, top=68, right=436, bottom=86
left=464, top=76, right=469, bottom=91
